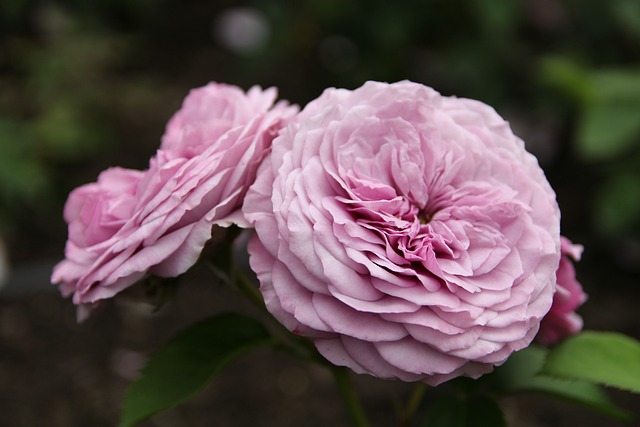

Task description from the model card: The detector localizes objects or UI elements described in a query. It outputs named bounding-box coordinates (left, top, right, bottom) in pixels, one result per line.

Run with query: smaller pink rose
left=537, top=236, right=587, bottom=345
left=52, top=167, right=147, bottom=303
left=161, top=83, right=289, bottom=161
left=52, top=83, right=297, bottom=310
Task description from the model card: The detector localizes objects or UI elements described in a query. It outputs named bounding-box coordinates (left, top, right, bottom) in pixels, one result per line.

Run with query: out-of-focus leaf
left=1, top=0, right=30, bottom=25
left=118, top=313, right=271, bottom=427
left=494, top=346, right=631, bottom=420
left=577, top=70, right=640, bottom=160
left=26, top=30, right=126, bottom=107
left=613, top=0, right=640, bottom=40
left=33, top=101, right=99, bottom=157
left=542, top=331, right=640, bottom=394
left=471, top=0, right=520, bottom=40
left=422, top=396, right=506, bottom=427
left=0, top=119, right=47, bottom=201
left=596, top=171, right=640, bottom=234
left=538, top=56, right=595, bottom=105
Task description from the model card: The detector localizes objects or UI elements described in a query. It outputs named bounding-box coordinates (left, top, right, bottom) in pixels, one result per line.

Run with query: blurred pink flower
left=537, top=236, right=587, bottom=345
left=244, top=81, right=561, bottom=385
left=52, top=83, right=296, bottom=309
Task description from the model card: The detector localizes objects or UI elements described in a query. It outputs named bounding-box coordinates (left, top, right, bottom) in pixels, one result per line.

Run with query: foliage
left=2, top=0, right=640, bottom=425
left=117, top=315, right=640, bottom=426
left=119, top=313, right=271, bottom=427
left=2, top=0, right=640, bottom=249
left=494, top=345, right=630, bottom=420
left=542, top=332, right=640, bottom=394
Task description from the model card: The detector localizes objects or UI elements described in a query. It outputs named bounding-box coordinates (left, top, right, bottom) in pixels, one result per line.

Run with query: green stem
left=232, top=267, right=266, bottom=309
left=331, top=366, right=371, bottom=427
left=398, top=382, right=426, bottom=427
left=228, top=265, right=324, bottom=364
left=204, top=259, right=266, bottom=310
left=208, top=257, right=371, bottom=426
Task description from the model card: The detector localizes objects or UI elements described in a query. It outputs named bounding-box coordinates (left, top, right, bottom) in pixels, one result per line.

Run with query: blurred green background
left=0, top=1, right=639, bottom=426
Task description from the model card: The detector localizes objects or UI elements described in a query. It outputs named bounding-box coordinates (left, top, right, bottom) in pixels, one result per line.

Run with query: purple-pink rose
left=537, top=236, right=587, bottom=345
left=52, top=83, right=296, bottom=308
left=244, top=81, right=561, bottom=385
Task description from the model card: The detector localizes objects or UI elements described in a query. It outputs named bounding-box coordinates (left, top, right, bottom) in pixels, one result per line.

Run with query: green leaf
left=34, top=101, right=98, bottom=157
left=0, top=119, right=48, bottom=201
left=538, top=56, right=594, bottom=105
left=422, top=396, right=506, bottom=427
left=542, top=331, right=640, bottom=394
left=595, top=171, right=640, bottom=234
left=577, top=70, right=640, bottom=160
left=578, top=102, right=640, bottom=160
left=118, top=313, right=271, bottom=427
left=470, top=0, right=520, bottom=40
left=612, top=0, right=640, bottom=39
left=494, top=346, right=630, bottom=420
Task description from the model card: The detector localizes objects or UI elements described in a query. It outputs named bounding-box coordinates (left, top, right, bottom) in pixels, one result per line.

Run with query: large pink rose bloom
left=244, top=81, right=561, bottom=385
left=52, top=83, right=297, bottom=307
left=537, top=237, right=587, bottom=345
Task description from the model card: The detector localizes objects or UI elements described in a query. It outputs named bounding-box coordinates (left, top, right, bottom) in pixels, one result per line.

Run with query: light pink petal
left=244, top=80, right=563, bottom=384
left=312, top=294, right=408, bottom=341
left=53, top=82, right=296, bottom=311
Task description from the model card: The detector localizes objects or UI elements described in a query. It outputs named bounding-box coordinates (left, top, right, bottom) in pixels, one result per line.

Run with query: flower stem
left=331, top=366, right=371, bottom=427
left=227, top=265, right=323, bottom=363
left=398, top=382, right=426, bottom=427
left=232, top=267, right=266, bottom=309
left=210, top=258, right=371, bottom=425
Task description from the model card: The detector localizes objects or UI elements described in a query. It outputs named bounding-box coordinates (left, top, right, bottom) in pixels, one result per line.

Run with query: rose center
left=418, top=210, right=432, bottom=225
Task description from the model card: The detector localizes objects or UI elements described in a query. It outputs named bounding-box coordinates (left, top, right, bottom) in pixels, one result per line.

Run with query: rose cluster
left=52, top=80, right=586, bottom=384
left=51, top=84, right=297, bottom=314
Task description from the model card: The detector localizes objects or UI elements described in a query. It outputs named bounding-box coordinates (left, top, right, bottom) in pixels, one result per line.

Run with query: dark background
left=0, top=1, right=639, bottom=426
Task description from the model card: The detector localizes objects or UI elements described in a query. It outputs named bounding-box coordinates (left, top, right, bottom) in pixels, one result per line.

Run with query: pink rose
left=537, top=236, right=587, bottom=345
left=244, top=81, right=561, bottom=385
left=161, top=83, right=291, bottom=161
left=52, top=83, right=297, bottom=308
